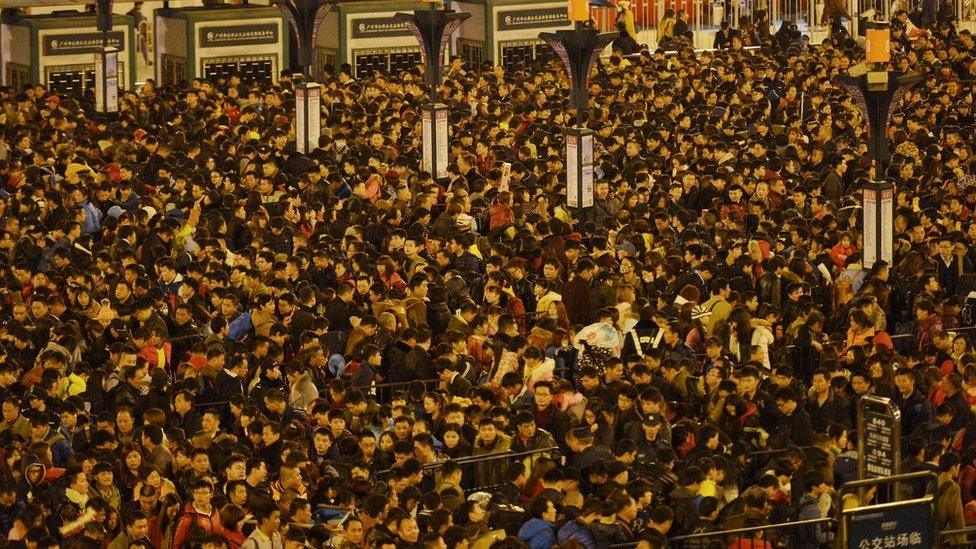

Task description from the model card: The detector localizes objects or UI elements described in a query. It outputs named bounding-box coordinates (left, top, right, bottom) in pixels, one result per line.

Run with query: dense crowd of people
left=0, top=4, right=973, bottom=548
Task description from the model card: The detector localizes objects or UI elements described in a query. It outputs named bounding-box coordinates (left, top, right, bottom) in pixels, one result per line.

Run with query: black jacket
left=895, top=389, right=934, bottom=438
left=405, top=346, right=436, bottom=381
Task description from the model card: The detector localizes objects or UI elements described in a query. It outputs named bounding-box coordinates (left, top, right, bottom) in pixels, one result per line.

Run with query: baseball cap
left=642, top=414, right=663, bottom=426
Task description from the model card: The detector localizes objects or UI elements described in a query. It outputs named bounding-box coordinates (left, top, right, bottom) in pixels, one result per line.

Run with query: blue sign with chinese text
left=846, top=499, right=934, bottom=549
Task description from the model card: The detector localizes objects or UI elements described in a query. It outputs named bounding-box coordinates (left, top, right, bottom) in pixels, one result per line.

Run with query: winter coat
left=473, top=433, right=511, bottom=487
left=518, top=518, right=557, bottom=549
left=557, top=519, right=597, bottom=548
left=172, top=503, right=224, bottom=549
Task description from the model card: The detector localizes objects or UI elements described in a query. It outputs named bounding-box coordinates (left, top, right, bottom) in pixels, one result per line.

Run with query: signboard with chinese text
left=496, top=7, right=568, bottom=31
left=858, top=396, right=900, bottom=479
left=845, top=498, right=934, bottom=549
left=198, top=24, right=279, bottom=48
left=351, top=16, right=412, bottom=38
left=43, top=32, right=124, bottom=56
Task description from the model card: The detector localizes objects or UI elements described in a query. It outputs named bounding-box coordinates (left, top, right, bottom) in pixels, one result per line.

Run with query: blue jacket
left=80, top=201, right=103, bottom=234
left=557, top=519, right=597, bottom=549
left=519, top=518, right=557, bottom=549
left=227, top=311, right=253, bottom=341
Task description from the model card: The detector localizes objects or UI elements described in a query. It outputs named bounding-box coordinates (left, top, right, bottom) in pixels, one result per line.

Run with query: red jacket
left=172, top=503, right=224, bottom=549
left=829, top=243, right=857, bottom=269
left=489, top=203, right=514, bottom=231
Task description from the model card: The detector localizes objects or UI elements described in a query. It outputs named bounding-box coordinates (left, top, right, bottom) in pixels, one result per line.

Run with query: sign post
left=294, top=81, right=321, bottom=154
left=862, top=181, right=894, bottom=269
left=857, top=395, right=901, bottom=502
left=565, top=128, right=594, bottom=209
left=421, top=104, right=449, bottom=180
left=94, top=0, right=118, bottom=116
left=94, top=47, right=119, bottom=114
left=833, top=23, right=919, bottom=176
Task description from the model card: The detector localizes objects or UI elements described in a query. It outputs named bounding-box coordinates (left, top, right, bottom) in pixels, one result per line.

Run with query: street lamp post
left=274, top=0, right=334, bottom=154
left=395, top=1, right=470, bottom=182
left=833, top=22, right=919, bottom=269
left=539, top=0, right=614, bottom=213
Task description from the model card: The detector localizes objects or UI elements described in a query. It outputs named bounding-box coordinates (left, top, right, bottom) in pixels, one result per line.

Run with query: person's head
left=527, top=496, right=557, bottom=523
left=190, top=480, right=214, bottom=508
left=124, top=510, right=149, bottom=539
left=254, top=501, right=282, bottom=534
left=895, top=368, right=916, bottom=396
left=534, top=380, right=553, bottom=408
left=397, top=516, right=420, bottom=543
left=803, top=470, right=828, bottom=497
left=342, top=516, right=365, bottom=543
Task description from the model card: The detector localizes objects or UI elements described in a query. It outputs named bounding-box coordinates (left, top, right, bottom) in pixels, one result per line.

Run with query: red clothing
left=872, top=331, right=894, bottom=351
left=729, top=538, right=774, bottom=549
left=467, top=335, right=493, bottom=374
left=917, top=315, right=945, bottom=351
left=380, top=272, right=407, bottom=293
left=172, top=503, right=224, bottom=549
left=477, top=153, right=496, bottom=174
left=489, top=203, right=514, bottom=231
left=941, top=358, right=958, bottom=377
left=139, top=342, right=172, bottom=372
left=223, top=529, right=245, bottom=549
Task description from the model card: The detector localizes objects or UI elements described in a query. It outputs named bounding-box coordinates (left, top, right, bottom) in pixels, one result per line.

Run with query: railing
left=672, top=517, right=836, bottom=548
left=605, top=517, right=837, bottom=548
left=375, top=446, right=559, bottom=493
left=191, top=377, right=441, bottom=409
left=942, top=526, right=976, bottom=547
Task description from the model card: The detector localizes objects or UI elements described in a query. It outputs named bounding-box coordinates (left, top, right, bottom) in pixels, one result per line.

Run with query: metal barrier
left=942, top=526, right=976, bottom=546
left=190, top=377, right=440, bottom=408
left=375, top=446, right=559, bottom=493
left=672, top=517, right=835, bottom=548
left=604, top=517, right=836, bottom=548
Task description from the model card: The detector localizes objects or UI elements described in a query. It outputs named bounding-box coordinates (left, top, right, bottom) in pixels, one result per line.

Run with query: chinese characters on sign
left=496, top=8, right=569, bottom=31
left=845, top=500, right=932, bottom=549
left=856, top=531, right=923, bottom=548
left=198, top=24, right=279, bottom=48
left=44, top=32, right=124, bottom=56
left=351, top=17, right=412, bottom=38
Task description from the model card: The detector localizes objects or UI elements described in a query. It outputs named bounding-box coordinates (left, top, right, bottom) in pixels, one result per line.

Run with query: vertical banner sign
left=295, top=82, right=322, bottom=155
left=566, top=133, right=579, bottom=208
left=863, top=186, right=878, bottom=268
left=94, top=50, right=104, bottom=112
left=880, top=185, right=894, bottom=265
left=307, top=85, right=321, bottom=153
left=95, top=47, right=119, bottom=114
left=857, top=396, right=901, bottom=479
left=295, top=86, right=306, bottom=153
left=581, top=132, right=594, bottom=208
left=422, top=109, right=433, bottom=175
left=106, top=49, right=118, bottom=113
left=435, top=109, right=448, bottom=179
left=566, top=128, right=594, bottom=209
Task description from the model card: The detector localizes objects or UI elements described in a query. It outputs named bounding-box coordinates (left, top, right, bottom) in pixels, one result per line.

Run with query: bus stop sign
left=845, top=497, right=935, bottom=549
left=858, top=395, right=901, bottom=479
